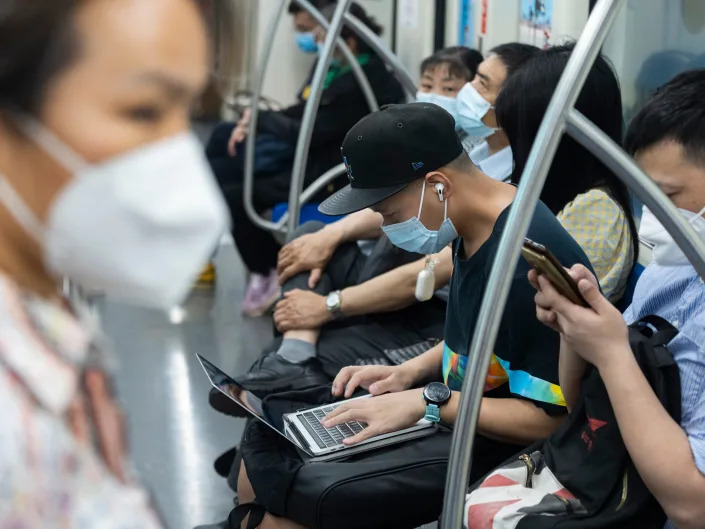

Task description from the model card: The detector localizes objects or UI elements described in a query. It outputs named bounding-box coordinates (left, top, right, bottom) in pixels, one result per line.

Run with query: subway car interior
left=1, top=0, right=705, bottom=528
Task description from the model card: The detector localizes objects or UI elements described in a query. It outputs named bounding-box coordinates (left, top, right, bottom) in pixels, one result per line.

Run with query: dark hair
left=420, top=46, right=483, bottom=81
left=495, top=43, right=638, bottom=265
left=489, top=43, right=541, bottom=78
left=0, top=1, right=80, bottom=113
left=625, top=69, right=705, bottom=166
left=288, top=0, right=336, bottom=15
left=320, top=2, right=383, bottom=54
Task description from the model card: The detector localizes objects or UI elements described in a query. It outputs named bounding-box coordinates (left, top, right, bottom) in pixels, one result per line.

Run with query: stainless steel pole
left=294, top=0, right=379, bottom=113
left=242, top=0, right=288, bottom=232
left=286, top=0, right=354, bottom=234
left=567, top=110, right=705, bottom=277
left=344, top=13, right=417, bottom=97
left=440, top=1, right=625, bottom=527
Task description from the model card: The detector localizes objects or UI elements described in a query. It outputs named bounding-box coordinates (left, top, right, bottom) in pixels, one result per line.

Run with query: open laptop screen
left=196, top=354, right=309, bottom=452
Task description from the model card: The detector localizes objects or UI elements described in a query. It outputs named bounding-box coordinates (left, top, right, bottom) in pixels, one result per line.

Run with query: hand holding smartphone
left=521, top=238, right=588, bottom=307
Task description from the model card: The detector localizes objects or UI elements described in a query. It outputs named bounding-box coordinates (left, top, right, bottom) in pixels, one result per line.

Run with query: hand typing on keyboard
left=322, top=389, right=427, bottom=446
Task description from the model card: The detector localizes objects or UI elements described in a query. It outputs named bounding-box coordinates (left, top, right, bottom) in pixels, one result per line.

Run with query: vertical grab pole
left=242, top=0, right=288, bottom=233
left=286, top=0, right=354, bottom=234
left=439, top=1, right=625, bottom=527
left=294, top=0, right=379, bottom=114
left=344, top=13, right=418, bottom=97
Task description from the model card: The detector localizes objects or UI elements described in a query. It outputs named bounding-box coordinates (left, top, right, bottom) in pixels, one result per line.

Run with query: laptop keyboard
left=298, top=404, right=368, bottom=449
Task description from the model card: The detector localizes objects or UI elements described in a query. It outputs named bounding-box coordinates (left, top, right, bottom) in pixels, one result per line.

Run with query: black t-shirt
left=442, top=201, right=595, bottom=416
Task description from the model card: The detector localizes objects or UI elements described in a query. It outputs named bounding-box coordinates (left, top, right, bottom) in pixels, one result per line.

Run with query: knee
left=288, top=221, right=326, bottom=243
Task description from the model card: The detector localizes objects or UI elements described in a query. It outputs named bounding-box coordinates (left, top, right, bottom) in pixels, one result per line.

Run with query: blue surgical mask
left=456, top=82, right=499, bottom=139
left=381, top=182, right=458, bottom=254
left=415, top=91, right=459, bottom=124
left=295, top=32, right=318, bottom=54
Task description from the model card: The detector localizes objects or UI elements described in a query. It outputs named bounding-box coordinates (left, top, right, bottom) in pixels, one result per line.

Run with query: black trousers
left=206, top=122, right=289, bottom=275
left=271, top=221, right=447, bottom=378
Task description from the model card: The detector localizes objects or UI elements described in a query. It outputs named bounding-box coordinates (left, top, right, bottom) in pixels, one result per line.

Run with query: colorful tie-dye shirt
left=442, top=203, right=594, bottom=414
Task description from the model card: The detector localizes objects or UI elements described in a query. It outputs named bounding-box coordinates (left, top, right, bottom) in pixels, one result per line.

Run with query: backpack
left=465, top=315, right=681, bottom=529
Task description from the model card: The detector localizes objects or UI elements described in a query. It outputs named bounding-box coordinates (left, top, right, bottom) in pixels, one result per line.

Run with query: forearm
left=558, top=336, right=589, bottom=412
left=323, top=209, right=383, bottom=244
left=340, top=246, right=453, bottom=317
left=600, top=346, right=705, bottom=528
left=403, top=341, right=445, bottom=385
left=477, top=398, right=566, bottom=445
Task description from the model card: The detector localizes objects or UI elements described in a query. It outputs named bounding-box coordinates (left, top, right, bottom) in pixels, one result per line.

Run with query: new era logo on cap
left=343, top=156, right=354, bottom=181
left=412, top=162, right=424, bottom=171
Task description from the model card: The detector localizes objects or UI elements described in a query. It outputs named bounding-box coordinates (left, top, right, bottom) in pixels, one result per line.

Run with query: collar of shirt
left=0, top=273, right=91, bottom=414
left=471, top=145, right=513, bottom=182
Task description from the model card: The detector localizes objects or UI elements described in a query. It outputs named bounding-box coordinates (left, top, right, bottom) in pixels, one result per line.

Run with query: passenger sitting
left=227, top=44, right=536, bottom=397
left=220, top=47, right=482, bottom=396
left=231, top=102, right=594, bottom=529
left=456, top=43, right=539, bottom=178
left=531, top=69, right=705, bottom=529
left=228, top=43, right=635, bottom=399
left=497, top=43, right=638, bottom=302
left=206, top=2, right=404, bottom=317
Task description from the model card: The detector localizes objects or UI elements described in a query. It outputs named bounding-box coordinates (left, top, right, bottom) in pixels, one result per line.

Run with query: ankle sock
left=276, top=338, right=316, bottom=364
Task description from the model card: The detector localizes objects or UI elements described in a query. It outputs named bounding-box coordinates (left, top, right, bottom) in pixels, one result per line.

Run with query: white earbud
left=434, top=182, right=445, bottom=202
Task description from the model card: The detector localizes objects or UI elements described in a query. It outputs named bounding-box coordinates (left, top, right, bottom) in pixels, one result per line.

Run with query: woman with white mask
left=0, top=0, right=227, bottom=526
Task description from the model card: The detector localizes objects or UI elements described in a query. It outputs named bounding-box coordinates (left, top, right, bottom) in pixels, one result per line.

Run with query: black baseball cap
left=318, top=103, right=464, bottom=216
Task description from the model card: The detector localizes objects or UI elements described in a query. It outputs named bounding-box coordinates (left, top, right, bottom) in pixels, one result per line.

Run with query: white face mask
left=639, top=205, right=705, bottom=267
left=0, top=117, right=230, bottom=308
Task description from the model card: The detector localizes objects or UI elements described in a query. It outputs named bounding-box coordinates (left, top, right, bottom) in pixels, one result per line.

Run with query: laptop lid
left=196, top=354, right=314, bottom=456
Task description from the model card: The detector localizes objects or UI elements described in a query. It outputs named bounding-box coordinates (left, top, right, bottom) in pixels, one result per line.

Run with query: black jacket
left=256, top=55, right=405, bottom=195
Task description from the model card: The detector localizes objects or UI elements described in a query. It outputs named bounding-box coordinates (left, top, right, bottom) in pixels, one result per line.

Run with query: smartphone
left=521, top=238, right=588, bottom=307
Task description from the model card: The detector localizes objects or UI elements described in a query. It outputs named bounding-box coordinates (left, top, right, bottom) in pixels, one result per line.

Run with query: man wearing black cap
left=234, top=103, right=595, bottom=529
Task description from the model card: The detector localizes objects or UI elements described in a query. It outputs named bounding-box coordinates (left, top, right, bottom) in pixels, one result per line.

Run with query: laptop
left=197, top=354, right=437, bottom=462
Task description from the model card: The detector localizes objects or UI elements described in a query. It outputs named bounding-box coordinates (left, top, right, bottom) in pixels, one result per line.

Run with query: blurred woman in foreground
left=0, top=0, right=227, bottom=525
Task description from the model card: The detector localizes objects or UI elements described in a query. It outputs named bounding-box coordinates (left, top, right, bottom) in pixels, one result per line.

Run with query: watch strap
left=424, top=403, right=441, bottom=423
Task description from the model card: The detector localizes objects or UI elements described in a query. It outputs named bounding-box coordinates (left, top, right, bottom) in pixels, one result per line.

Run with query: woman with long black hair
left=496, top=43, right=638, bottom=302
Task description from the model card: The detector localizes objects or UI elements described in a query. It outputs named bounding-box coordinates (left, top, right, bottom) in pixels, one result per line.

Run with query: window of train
left=603, top=0, right=705, bottom=124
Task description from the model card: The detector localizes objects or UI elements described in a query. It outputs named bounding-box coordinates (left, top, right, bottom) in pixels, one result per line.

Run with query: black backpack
left=467, top=315, right=681, bottom=529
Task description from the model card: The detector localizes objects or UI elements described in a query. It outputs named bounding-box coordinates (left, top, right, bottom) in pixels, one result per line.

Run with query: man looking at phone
left=531, top=70, right=705, bottom=529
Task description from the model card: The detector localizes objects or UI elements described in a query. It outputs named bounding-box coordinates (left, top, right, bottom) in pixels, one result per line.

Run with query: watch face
left=326, top=292, right=340, bottom=310
left=424, top=382, right=451, bottom=404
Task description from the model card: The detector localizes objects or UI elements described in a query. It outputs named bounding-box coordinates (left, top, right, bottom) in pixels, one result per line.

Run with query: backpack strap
left=635, top=315, right=678, bottom=349
left=227, top=502, right=266, bottom=529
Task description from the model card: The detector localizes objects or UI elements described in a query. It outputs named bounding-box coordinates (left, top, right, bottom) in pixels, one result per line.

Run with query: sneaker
left=195, top=262, right=216, bottom=287
left=241, top=270, right=280, bottom=317
left=234, top=351, right=328, bottom=398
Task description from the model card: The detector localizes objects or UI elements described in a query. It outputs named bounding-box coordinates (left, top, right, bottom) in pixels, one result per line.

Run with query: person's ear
left=425, top=172, right=453, bottom=201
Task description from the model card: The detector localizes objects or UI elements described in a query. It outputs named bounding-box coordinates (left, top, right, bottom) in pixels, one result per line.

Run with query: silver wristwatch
left=325, top=290, right=343, bottom=318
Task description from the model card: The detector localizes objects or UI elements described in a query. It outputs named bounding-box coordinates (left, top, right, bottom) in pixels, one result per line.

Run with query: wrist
left=596, top=341, right=636, bottom=381
left=325, top=290, right=344, bottom=320
left=321, top=223, right=346, bottom=248
left=414, top=388, right=427, bottom=421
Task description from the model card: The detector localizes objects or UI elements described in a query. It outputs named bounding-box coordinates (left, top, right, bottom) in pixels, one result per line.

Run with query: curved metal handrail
left=285, top=0, right=354, bottom=233
left=242, top=0, right=288, bottom=233
left=441, top=0, right=705, bottom=525
left=243, top=0, right=375, bottom=233
left=343, top=12, right=418, bottom=97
